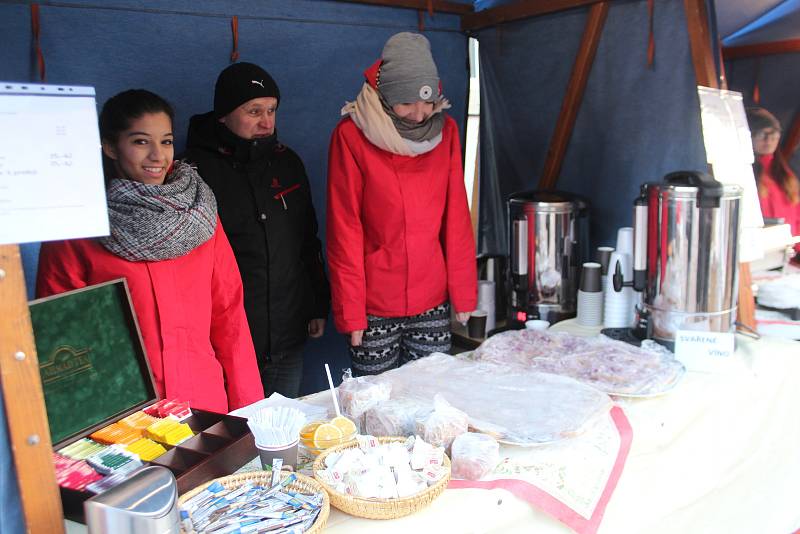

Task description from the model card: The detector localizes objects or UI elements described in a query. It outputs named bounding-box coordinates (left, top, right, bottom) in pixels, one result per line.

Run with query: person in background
left=183, top=63, right=330, bottom=398
left=746, top=107, right=800, bottom=258
left=37, top=89, right=264, bottom=413
left=326, top=32, right=477, bottom=376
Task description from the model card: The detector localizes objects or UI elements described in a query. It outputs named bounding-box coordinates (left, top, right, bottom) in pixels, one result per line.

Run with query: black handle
left=663, top=171, right=723, bottom=208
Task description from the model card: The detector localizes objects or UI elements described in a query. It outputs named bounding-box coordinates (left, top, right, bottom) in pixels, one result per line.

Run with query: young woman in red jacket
left=36, top=90, right=264, bottom=413
left=326, top=32, right=477, bottom=376
left=746, top=107, right=800, bottom=259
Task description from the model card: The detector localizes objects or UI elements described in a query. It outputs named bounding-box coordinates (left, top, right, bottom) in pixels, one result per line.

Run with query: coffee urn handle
left=633, top=194, right=648, bottom=292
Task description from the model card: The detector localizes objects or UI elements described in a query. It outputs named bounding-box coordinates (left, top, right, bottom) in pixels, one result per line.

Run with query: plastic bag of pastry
left=470, top=329, right=684, bottom=396
left=338, top=370, right=392, bottom=431
left=414, top=395, right=468, bottom=450
left=451, top=432, right=500, bottom=481
left=365, top=398, right=431, bottom=437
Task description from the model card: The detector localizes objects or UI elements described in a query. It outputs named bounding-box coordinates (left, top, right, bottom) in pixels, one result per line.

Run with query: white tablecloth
left=307, top=323, right=800, bottom=534
left=68, top=324, right=800, bottom=533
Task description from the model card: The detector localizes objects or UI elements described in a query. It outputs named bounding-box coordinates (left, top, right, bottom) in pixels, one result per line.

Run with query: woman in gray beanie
left=326, top=32, right=477, bottom=376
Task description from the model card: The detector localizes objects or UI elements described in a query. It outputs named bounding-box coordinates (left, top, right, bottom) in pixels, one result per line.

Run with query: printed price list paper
left=0, top=83, right=108, bottom=245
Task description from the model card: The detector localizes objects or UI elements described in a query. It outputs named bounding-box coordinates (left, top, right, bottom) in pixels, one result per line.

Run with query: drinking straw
left=324, top=363, right=341, bottom=417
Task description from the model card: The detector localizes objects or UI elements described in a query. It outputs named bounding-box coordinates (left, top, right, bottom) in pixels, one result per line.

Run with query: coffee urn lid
left=508, top=190, right=586, bottom=213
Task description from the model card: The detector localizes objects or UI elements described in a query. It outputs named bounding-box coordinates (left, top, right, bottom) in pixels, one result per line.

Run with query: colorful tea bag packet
left=143, top=398, right=192, bottom=420
left=86, top=470, right=133, bottom=495
left=145, top=417, right=193, bottom=446
left=59, top=438, right=108, bottom=460
left=119, top=411, right=159, bottom=434
left=90, top=422, right=140, bottom=445
left=54, top=454, right=103, bottom=491
left=86, top=446, right=142, bottom=475
left=180, top=474, right=324, bottom=534
left=126, top=437, right=168, bottom=461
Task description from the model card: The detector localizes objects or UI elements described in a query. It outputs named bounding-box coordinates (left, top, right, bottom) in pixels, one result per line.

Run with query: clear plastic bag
left=385, top=353, right=612, bottom=445
left=471, top=329, right=684, bottom=396
left=364, top=398, right=431, bottom=438
left=414, top=395, right=469, bottom=450
left=451, top=432, right=500, bottom=481
left=338, top=370, right=392, bottom=430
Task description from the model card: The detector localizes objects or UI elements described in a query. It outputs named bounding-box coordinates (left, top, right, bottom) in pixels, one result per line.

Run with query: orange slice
left=300, top=421, right=323, bottom=440
left=312, top=423, right=343, bottom=449
left=330, top=416, right=357, bottom=437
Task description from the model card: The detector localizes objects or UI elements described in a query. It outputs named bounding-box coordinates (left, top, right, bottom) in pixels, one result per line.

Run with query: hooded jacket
left=326, top=113, right=477, bottom=334
left=182, top=113, right=330, bottom=359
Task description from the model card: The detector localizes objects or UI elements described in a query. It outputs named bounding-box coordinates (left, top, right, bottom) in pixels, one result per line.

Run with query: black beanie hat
left=214, top=62, right=280, bottom=118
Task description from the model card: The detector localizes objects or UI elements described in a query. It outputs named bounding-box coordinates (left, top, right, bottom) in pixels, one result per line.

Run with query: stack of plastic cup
left=596, top=246, right=614, bottom=292
left=476, top=280, right=496, bottom=333
left=577, top=262, right=604, bottom=326
left=603, top=252, right=635, bottom=327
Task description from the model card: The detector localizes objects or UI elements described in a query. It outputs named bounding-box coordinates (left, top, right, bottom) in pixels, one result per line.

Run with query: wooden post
left=538, top=1, right=609, bottom=189
left=683, top=0, right=756, bottom=331
left=0, top=244, right=64, bottom=534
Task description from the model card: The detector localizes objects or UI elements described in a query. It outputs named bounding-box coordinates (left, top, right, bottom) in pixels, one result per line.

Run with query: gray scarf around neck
left=380, top=93, right=445, bottom=143
left=99, top=161, right=218, bottom=261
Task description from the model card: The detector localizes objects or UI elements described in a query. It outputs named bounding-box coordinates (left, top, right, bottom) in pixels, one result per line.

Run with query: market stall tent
left=0, top=0, right=792, bottom=532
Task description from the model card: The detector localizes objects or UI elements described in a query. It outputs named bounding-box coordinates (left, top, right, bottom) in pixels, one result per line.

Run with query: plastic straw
left=324, top=363, right=341, bottom=417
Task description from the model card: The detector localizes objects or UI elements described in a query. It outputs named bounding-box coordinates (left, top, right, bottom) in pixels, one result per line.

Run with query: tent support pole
left=722, top=39, right=800, bottom=60
left=0, top=245, right=64, bottom=533
left=538, top=1, right=609, bottom=190
left=781, top=112, right=800, bottom=159
left=683, top=0, right=756, bottom=332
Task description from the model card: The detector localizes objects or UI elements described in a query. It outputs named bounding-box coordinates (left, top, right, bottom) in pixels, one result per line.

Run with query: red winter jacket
left=326, top=115, right=477, bottom=334
left=36, top=220, right=264, bottom=413
left=757, top=154, right=800, bottom=253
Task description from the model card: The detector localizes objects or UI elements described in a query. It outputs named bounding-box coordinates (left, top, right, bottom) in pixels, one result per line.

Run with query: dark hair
left=754, top=149, right=800, bottom=204
left=99, top=89, right=175, bottom=181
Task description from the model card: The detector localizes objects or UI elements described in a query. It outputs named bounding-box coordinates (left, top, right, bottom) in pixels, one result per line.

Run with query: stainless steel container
left=84, top=466, right=180, bottom=534
left=507, top=190, right=588, bottom=325
left=632, top=171, right=742, bottom=343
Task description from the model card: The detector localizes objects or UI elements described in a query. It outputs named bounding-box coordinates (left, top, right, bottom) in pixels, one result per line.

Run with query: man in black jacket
left=183, top=62, right=330, bottom=398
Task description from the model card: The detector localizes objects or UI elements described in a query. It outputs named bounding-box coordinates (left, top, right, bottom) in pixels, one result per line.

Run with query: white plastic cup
left=525, top=319, right=550, bottom=330
left=616, top=227, right=634, bottom=259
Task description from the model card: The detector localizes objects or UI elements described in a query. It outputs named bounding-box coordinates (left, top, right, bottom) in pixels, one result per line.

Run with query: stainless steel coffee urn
left=507, top=190, right=588, bottom=326
left=631, top=171, right=742, bottom=344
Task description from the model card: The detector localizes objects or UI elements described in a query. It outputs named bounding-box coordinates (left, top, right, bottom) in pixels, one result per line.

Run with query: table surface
left=67, top=321, right=800, bottom=534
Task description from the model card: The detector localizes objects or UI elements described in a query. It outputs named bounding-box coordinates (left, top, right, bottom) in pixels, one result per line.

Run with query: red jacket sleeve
left=326, top=122, right=368, bottom=333
left=36, top=240, right=89, bottom=298
left=440, top=119, right=478, bottom=313
left=209, top=221, right=265, bottom=410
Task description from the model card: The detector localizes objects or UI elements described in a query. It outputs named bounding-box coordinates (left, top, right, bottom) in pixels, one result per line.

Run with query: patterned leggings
left=349, top=303, right=452, bottom=376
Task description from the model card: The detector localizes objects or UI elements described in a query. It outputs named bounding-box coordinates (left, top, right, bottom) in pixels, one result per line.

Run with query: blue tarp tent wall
left=474, top=0, right=709, bottom=255
left=0, top=0, right=792, bottom=531
left=721, top=0, right=800, bottom=174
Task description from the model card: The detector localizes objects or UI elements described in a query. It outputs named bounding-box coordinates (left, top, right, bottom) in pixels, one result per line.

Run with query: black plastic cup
left=596, top=247, right=614, bottom=275
left=467, top=311, right=488, bottom=338
left=580, top=262, right=603, bottom=292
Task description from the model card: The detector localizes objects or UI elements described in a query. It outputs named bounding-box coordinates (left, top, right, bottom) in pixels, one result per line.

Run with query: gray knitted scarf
left=99, top=161, right=217, bottom=261
left=379, top=92, right=445, bottom=143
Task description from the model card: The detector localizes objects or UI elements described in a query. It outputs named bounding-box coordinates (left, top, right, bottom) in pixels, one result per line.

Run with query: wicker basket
left=312, top=436, right=451, bottom=520
left=178, top=470, right=329, bottom=534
